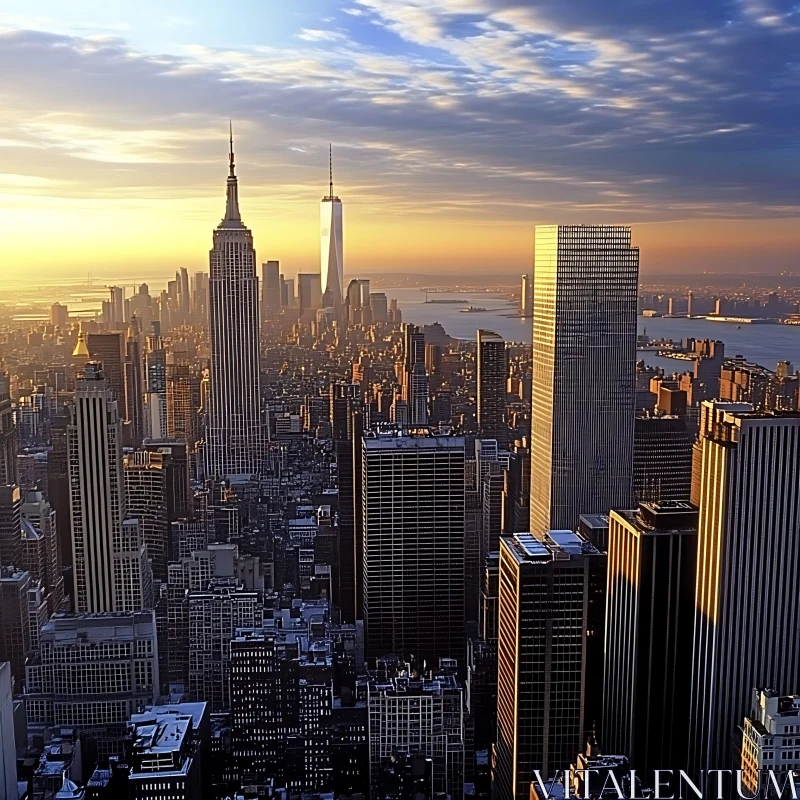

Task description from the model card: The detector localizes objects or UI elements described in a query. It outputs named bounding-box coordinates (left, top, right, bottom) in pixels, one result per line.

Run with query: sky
left=0, top=0, right=799, bottom=285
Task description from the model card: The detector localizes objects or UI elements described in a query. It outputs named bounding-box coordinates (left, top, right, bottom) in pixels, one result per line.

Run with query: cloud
left=0, top=0, right=797, bottom=238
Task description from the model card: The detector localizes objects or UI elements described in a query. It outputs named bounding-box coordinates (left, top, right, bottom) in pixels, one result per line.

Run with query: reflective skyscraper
left=320, top=146, right=343, bottom=310
left=529, top=225, right=638, bottom=536
left=205, top=128, right=264, bottom=480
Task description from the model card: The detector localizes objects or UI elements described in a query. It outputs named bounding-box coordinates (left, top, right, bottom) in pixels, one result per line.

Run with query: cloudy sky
left=1, top=0, right=798, bottom=284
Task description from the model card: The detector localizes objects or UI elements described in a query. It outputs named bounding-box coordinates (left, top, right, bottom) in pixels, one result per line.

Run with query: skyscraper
left=477, top=329, right=507, bottom=445
left=0, top=662, right=18, bottom=798
left=87, top=331, right=127, bottom=411
left=602, top=501, right=698, bottom=774
left=0, top=373, right=17, bottom=486
left=494, top=532, right=606, bottom=798
left=689, top=402, right=800, bottom=773
left=0, top=484, right=22, bottom=568
left=69, top=363, right=148, bottom=612
left=205, top=128, right=264, bottom=480
left=321, top=146, right=343, bottom=311
left=529, top=224, right=638, bottom=536
left=261, top=260, right=281, bottom=322
left=362, top=433, right=465, bottom=667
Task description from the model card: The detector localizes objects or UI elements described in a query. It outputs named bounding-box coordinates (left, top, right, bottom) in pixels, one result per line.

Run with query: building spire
left=221, top=121, right=241, bottom=225
left=329, top=143, right=333, bottom=198
left=229, top=120, right=235, bottom=177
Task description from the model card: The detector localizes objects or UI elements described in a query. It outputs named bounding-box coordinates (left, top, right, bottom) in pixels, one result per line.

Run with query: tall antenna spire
left=229, top=120, right=235, bottom=177
left=329, top=144, right=333, bottom=198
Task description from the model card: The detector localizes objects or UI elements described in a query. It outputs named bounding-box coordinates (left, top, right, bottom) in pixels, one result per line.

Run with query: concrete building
left=362, top=434, right=466, bottom=667
left=261, top=260, right=281, bottom=321
left=0, top=484, right=22, bottom=568
left=494, top=531, right=606, bottom=798
left=529, top=225, right=638, bottom=536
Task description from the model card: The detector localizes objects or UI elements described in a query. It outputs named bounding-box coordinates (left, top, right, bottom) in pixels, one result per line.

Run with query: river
left=391, top=288, right=800, bottom=369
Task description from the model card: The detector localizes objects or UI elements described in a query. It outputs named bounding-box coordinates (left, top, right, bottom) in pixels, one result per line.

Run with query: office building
left=21, top=490, right=64, bottom=612
left=401, top=324, right=428, bottom=427
left=494, top=532, right=606, bottom=797
left=330, top=383, right=362, bottom=623
left=125, top=321, right=145, bottom=444
left=205, top=129, right=265, bottom=480
left=633, top=414, right=693, bottom=503
left=166, top=363, right=201, bottom=446
left=143, top=333, right=167, bottom=440
left=520, top=273, right=532, bottom=315
left=370, top=292, right=388, bottom=323
left=321, top=146, right=344, bottom=310
left=50, top=302, right=69, bottom=329
left=602, top=502, right=698, bottom=774
left=298, top=271, right=323, bottom=313
left=261, top=260, right=281, bottom=321
left=368, top=670, right=464, bottom=799
left=362, top=434, right=465, bottom=667
left=25, top=611, right=159, bottom=759
left=741, top=690, right=800, bottom=794
left=0, top=483, right=22, bottom=567
left=529, top=225, right=638, bottom=536
left=689, top=403, right=800, bottom=773
left=124, top=451, right=170, bottom=582
left=87, top=331, right=127, bottom=410
left=477, top=330, right=507, bottom=445
left=69, top=363, right=149, bottom=612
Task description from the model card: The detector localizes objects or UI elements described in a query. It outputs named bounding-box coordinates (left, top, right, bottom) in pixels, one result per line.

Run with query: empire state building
left=205, top=128, right=265, bottom=480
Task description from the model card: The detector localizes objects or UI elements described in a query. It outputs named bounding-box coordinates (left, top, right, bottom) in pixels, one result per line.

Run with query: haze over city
left=1, top=0, right=799, bottom=284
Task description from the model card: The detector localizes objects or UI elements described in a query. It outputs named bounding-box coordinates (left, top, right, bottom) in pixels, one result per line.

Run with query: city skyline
left=1, top=0, right=799, bottom=282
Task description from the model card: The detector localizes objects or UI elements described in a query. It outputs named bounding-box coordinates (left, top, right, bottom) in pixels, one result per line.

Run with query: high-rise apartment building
left=401, top=324, right=428, bottom=427
left=321, top=147, right=343, bottom=311
left=529, top=225, right=638, bottom=536
left=125, top=321, right=145, bottom=445
left=494, top=531, right=606, bottom=797
left=477, top=329, right=507, bottom=446
left=69, top=363, right=148, bottom=612
left=689, top=402, right=800, bottom=773
left=602, top=502, right=698, bottom=773
left=362, top=434, right=465, bottom=667
left=205, top=130, right=264, bottom=480
left=25, top=611, right=159, bottom=759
